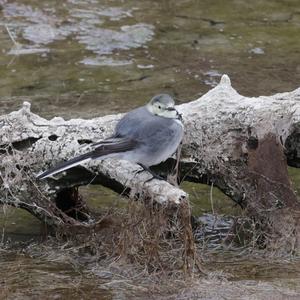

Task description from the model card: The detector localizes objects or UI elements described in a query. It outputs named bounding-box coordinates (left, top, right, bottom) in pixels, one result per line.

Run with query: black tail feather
left=36, top=137, right=137, bottom=180
left=36, top=152, right=91, bottom=179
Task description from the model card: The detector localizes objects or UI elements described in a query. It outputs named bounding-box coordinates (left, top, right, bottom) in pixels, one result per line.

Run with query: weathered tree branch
left=0, top=97, right=187, bottom=226
left=1, top=75, right=300, bottom=251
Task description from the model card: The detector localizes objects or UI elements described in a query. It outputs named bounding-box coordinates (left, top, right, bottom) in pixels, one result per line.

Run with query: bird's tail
left=36, top=152, right=91, bottom=180
left=36, top=137, right=138, bottom=180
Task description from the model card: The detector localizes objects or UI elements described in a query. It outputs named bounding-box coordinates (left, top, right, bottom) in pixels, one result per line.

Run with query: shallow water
left=0, top=0, right=299, bottom=119
left=1, top=0, right=300, bottom=298
left=0, top=252, right=112, bottom=300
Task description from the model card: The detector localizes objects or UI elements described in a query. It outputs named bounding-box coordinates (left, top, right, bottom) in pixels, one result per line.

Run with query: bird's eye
left=158, top=105, right=161, bottom=109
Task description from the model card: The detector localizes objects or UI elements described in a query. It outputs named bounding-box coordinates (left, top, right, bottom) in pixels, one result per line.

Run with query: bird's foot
left=136, top=164, right=165, bottom=183
left=144, top=173, right=165, bottom=183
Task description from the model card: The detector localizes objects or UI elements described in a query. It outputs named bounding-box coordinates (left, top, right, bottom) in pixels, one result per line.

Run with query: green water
left=1, top=0, right=300, bottom=298
left=0, top=0, right=299, bottom=119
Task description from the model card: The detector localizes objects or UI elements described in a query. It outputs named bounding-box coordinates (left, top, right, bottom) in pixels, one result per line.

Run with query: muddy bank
left=1, top=241, right=300, bottom=300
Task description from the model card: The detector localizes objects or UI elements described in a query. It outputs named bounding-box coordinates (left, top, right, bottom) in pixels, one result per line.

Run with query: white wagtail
left=37, top=94, right=184, bottom=180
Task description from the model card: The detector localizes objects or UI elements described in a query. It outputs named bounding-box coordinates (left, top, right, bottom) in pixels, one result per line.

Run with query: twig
left=210, top=181, right=215, bottom=215
left=5, top=25, right=18, bottom=46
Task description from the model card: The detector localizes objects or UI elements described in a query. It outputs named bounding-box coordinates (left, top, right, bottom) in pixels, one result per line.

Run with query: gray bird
left=37, top=94, right=184, bottom=180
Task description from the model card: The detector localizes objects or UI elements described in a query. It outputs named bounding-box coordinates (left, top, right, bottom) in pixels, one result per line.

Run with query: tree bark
left=1, top=75, right=300, bottom=251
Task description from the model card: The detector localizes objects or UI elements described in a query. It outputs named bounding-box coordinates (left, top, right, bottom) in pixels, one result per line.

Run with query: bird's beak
left=166, top=107, right=175, bottom=111
left=166, top=107, right=182, bottom=120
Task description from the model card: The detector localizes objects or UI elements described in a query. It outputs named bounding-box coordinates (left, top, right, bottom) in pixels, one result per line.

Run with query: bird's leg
left=137, top=163, right=165, bottom=182
left=167, top=143, right=182, bottom=186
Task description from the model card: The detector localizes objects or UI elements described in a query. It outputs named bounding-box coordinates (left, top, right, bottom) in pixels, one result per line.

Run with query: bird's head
left=146, top=94, right=182, bottom=120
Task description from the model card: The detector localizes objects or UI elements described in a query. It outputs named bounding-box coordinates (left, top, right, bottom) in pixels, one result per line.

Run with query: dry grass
left=1, top=197, right=300, bottom=299
left=52, top=199, right=205, bottom=280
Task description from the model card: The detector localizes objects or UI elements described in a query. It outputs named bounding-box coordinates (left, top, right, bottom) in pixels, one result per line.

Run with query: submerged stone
left=81, top=56, right=132, bottom=66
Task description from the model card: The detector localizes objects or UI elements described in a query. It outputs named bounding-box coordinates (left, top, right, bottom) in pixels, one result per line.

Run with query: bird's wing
left=90, top=137, right=138, bottom=158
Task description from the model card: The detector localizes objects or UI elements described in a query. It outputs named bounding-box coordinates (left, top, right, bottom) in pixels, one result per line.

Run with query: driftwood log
left=1, top=75, right=300, bottom=251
